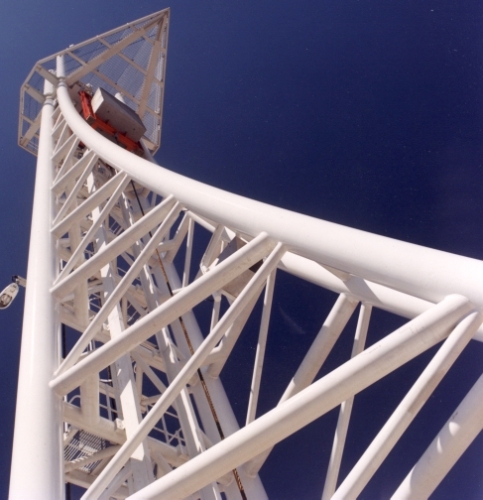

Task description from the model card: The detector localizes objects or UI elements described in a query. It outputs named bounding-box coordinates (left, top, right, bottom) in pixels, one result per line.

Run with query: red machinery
left=79, top=90, right=142, bottom=153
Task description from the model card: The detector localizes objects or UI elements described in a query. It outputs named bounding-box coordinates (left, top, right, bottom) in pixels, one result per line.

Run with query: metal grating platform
left=19, top=9, right=169, bottom=156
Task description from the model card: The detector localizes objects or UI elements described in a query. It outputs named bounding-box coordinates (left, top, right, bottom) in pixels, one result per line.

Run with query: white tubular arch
left=56, top=78, right=483, bottom=313
left=11, top=41, right=482, bottom=499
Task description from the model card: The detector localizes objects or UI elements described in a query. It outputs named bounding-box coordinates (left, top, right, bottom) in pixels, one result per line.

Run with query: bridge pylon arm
left=8, top=9, right=483, bottom=500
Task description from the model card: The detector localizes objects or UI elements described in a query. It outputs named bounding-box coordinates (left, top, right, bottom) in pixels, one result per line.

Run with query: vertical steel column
left=9, top=79, right=63, bottom=499
left=89, top=176, right=153, bottom=493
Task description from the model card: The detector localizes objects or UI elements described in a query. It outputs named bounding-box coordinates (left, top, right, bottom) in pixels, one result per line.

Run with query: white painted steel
left=51, top=169, right=125, bottom=238
left=63, top=402, right=125, bottom=444
left=322, top=303, right=372, bottom=500
left=9, top=82, right=64, bottom=500
left=246, top=268, right=277, bottom=425
left=245, top=292, right=359, bottom=477
left=206, top=292, right=263, bottom=378
left=64, top=445, right=121, bottom=473
left=279, top=253, right=483, bottom=343
left=50, top=232, right=274, bottom=396
left=91, top=173, right=154, bottom=492
left=51, top=196, right=177, bottom=298
left=20, top=10, right=169, bottom=154
left=279, top=252, right=435, bottom=319
left=51, top=150, right=97, bottom=194
left=333, top=310, right=483, bottom=500
left=81, top=241, right=283, bottom=498
left=63, top=401, right=184, bottom=467
left=280, top=293, right=359, bottom=403
left=10, top=13, right=483, bottom=499
left=80, top=375, right=100, bottom=426
left=57, top=201, right=180, bottom=375
left=162, top=262, right=268, bottom=500
left=56, top=78, right=483, bottom=311
left=128, top=295, right=473, bottom=499
left=392, top=372, right=483, bottom=499
left=53, top=174, right=132, bottom=281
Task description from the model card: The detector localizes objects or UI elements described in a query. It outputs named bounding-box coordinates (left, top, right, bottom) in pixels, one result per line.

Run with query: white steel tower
left=9, top=8, right=483, bottom=500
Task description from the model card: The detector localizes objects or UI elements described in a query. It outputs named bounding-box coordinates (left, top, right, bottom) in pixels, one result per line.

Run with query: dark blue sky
left=0, top=1, right=482, bottom=499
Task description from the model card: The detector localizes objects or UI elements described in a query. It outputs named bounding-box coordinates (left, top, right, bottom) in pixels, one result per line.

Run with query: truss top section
left=19, top=8, right=169, bottom=156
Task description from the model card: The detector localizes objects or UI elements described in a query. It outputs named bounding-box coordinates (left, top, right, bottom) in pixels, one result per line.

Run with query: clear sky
left=0, top=1, right=482, bottom=499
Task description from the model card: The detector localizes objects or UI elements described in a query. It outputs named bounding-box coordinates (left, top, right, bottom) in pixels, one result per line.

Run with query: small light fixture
left=0, top=283, right=19, bottom=310
left=0, top=276, right=26, bottom=310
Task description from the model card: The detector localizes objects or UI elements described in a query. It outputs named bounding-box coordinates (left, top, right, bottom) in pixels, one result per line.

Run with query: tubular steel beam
left=81, top=240, right=283, bottom=499
left=333, top=310, right=483, bottom=500
left=281, top=293, right=359, bottom=403
left=127, top=295, right=473, bottom=500
left=54, top=174, right=132, bottom=281
left=322, top=303, right=372, bottom=500
left=56, top=201, right=181, bottom=374
left=246, top=269, right=277, bottom=425
left=51, top=195, right=176, bottom=298
left=56, top=72, right=483, bottom=311
left=9, top=81, right=64, bottom=500
left=245, top=292, right=359, bottom=476
left=392, top=372, right=483, bottom=499
left=51, top=233, right=274, bottom=396
left=51, top=170, right=128, bottom=237
left=10, top=26, right=483, bottom=500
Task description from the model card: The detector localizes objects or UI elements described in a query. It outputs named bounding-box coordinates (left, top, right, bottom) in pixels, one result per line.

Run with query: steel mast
left=10, top=8, right=483, bottom=500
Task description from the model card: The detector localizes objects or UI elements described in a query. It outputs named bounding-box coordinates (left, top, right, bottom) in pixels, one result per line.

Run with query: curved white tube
left=56, top=79, right=483, bottom=311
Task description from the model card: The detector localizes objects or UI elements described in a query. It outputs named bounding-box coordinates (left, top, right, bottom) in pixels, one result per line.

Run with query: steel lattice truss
left=19, top=9, right=169, bottom=156
left=9, top=9, right=483, bottom=500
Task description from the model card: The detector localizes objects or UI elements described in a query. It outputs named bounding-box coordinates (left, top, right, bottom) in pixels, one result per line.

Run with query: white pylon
left=9, top=9, right=483, bottom=500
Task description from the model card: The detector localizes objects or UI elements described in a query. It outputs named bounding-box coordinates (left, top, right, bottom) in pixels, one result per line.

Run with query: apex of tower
left=19, top=8, right=170, bottom=156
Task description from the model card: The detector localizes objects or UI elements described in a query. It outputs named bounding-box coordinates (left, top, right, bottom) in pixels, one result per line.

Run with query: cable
left=130, top=180, right=247, bottom=499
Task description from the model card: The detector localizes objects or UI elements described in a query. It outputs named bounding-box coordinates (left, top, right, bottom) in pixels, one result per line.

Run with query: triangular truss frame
left=9, top=8, right=483, bottom=500
left=19, top=8, right=169, bottom=156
